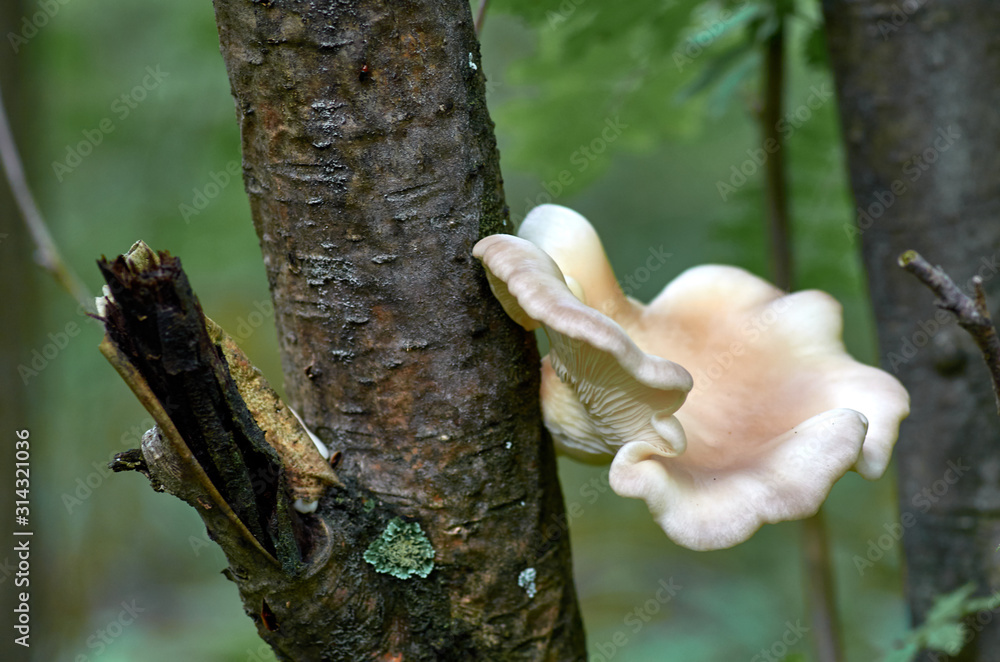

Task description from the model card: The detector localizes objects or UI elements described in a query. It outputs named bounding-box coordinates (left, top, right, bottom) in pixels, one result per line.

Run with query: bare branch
left=474, top=0, right=489, bottom=36
left=0, top=82, right=93, bottom=312
left=899, top=249, right=1000, bottom=416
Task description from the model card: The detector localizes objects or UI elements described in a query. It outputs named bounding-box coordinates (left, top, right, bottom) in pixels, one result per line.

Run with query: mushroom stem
left=900, top=250, right=1000, bottom=417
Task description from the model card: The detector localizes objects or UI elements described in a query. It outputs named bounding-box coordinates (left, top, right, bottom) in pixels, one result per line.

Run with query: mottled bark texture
left=210, top=0, right=586, bottom=659
left=823, top=2, right=1000, bottom=660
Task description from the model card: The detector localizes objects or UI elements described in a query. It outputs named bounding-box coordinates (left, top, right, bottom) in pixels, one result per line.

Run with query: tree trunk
left=105, top=0, right=586, bottom=659
left=822, top=2, right=1000, bottom=659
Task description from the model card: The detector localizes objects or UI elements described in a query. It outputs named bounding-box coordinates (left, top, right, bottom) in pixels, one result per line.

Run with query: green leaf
left=705, top=47, right=760, bottom=115
left=691, top=2, right=765, bottom=43
left=925, top=583, right=977, bottom=623
left=675, top=38, right=758, bottom=103
left=923, top=622, right=965, bottom=655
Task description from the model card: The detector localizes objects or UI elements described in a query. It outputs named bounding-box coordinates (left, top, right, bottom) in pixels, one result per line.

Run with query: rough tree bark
left=823, top=2, right=1000, bottom=660
left=102, top=0, right=586, bottom=660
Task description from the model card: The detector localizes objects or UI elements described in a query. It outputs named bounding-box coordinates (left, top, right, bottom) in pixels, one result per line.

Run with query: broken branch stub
left=95, top=243, right=489, bottom=659
left=97, top=240, right=338, bottom=573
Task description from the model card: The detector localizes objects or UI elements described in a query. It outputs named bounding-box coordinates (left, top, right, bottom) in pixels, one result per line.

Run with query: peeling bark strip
left=822, top=2, right=1000, bottom=660
left=212, top=0, right=586, bottom=659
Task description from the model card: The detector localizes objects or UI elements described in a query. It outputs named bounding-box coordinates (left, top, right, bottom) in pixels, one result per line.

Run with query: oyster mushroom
left=473, top=204, right=910, bottom=550
left=473, top=233, right=693, bottom=462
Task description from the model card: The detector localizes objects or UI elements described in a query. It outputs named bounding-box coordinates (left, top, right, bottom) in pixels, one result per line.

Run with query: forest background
left=0, top=0, right=933, bottom=660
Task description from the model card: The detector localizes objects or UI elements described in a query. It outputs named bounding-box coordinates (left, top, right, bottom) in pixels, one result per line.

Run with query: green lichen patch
left=363, top=517, right=435, bottom=579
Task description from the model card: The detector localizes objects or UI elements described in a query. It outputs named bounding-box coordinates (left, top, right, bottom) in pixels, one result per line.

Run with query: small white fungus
left=518, top=567, right=537, bottom=599
left=294, top=498, right=319, bottom=514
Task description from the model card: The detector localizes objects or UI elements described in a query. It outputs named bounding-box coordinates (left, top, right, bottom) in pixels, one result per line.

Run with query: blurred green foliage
left=6, top=0, right=939, bottom=659
left=883, top=585, right=1000, bottom=661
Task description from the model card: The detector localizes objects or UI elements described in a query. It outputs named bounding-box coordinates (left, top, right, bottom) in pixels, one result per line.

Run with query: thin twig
left=899, top=249, right=1000, bottom=415
left=474, top=0, right=490, bottom=36
left=0, top=80, right=93, bottom=312
left=760, top=20, right=841, bottom=662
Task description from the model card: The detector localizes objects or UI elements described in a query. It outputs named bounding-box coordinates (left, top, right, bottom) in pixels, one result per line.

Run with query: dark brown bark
left=201, top=0, right=584, bottom=659
left=822, top=2, right=1000, bottom=660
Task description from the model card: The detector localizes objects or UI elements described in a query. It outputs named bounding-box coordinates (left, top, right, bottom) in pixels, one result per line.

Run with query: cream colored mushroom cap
left=611, top=408, right=870, bottom=550
left=630, top=264, right=910, bottom=482
left=511, top=205, right=909, bottom=550
left=518, top=204, right=633, bottom=319
left=473, top=233, right=693, bottom=460
left=610, top=264, right=908, bottom=549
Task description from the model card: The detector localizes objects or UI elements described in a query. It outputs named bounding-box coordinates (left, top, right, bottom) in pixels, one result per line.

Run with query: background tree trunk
left=823, top=2, right=1000, bottom=659
left=206, top=0, right=586, bottom=658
